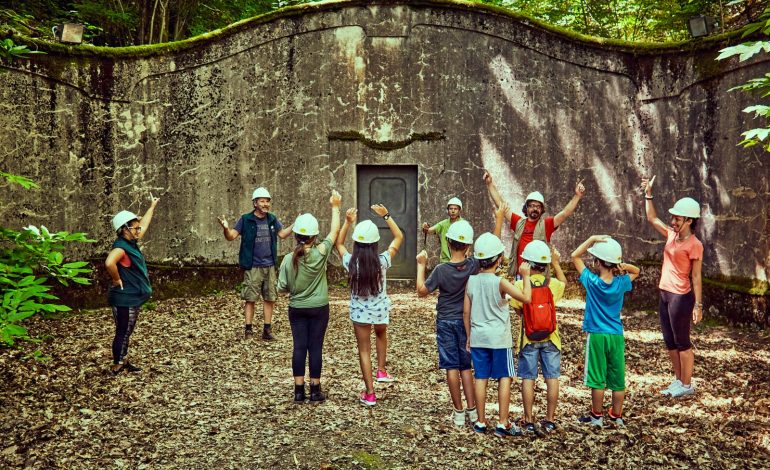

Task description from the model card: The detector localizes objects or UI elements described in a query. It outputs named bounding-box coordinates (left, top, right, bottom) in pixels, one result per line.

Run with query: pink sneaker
left=376, top=369, right=394, bottom=383
left=360, top=391, right=376, bottom=406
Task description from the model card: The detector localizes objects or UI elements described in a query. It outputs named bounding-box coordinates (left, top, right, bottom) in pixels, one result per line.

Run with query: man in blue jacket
left=218, top=187, right=293, bottom=339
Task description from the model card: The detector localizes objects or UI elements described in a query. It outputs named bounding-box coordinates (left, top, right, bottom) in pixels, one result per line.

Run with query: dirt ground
left=1, top=287, right=769, bottom=469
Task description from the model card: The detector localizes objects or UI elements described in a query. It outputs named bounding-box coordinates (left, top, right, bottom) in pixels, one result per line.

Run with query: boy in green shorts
left=422, top=197, right=464, bottom=263
left=571, top=235, right=640, bottom=427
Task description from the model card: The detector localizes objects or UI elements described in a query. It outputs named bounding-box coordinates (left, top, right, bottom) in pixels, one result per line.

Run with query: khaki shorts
left=241, top=266, right=277, bottom=302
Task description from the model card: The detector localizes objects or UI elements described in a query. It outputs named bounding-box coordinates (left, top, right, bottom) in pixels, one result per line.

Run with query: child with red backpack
left=509, top=240, right=566, bottom=436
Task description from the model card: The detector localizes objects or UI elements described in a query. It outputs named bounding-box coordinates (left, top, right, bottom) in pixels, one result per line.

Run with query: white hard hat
left=473, top=232, right=505, bottom=260
left=521, top=240, right=551, bottom=264
left=525, top=191, right=545, bottom=205
left=446, top=220, right=474, bottom=244
left=293, top=213, right=319, bottom=236
left=447, top=197, right=463, bottom=209
left=588, top=237, right=623, bottom=265
left=352, top=220, right=380, bottom=244
left=668, top=197, right=700, bottom=219
left=111, top=210, right=138, bottom=232
left=252, top=187, right=271, bottom=200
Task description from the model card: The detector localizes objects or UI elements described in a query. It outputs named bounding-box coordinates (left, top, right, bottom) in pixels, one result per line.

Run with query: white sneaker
left=466, top=407, right=478, bottom=424
left=660, top=379, right=683, bottom=396
left=452, top=409, right=466, bottom=427
left=669, top=382, right=696, bottom=398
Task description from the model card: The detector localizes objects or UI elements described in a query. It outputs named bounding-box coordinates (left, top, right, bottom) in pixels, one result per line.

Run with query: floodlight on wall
left=687, top=15, right=718, bottom=38
left=52, top=23, right=84, bottom=44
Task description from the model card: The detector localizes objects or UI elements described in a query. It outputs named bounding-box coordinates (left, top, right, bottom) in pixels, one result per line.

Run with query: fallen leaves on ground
left=1, top=287, right=769, bottom=469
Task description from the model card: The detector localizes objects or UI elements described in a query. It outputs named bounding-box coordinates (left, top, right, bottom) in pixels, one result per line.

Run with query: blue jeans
left=436, top=319, right=472, bottom=370
left=517, top=341, right=561, bottom=380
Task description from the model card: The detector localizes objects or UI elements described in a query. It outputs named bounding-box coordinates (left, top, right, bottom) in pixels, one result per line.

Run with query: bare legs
left=447, top=369, right=476, bottom=411
left=669, top=348, right=694, bottom=386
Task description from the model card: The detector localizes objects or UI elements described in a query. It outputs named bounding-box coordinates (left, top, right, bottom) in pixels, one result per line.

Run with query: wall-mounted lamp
left=52, top=23, right=84, bottom=44
left=687, top=15, right=719, bottom=38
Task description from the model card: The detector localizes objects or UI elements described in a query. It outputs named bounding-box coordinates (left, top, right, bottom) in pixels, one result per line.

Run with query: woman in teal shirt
left=104, top=196, right=159, bottom=375
left=278, top=191, right=341, bottom=402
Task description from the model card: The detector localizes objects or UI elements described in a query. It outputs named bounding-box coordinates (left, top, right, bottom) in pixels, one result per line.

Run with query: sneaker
left=669, top=382, right=696, bottom=398
left=244, top=327, right=254, bottom=339
left=521, top=421, right=538, bottom=436
left=359, top=391, right=376, bottom=406
left=261, top=327, right=275, bottom=341
left=465, top=407, right=478, bottom=424
left=577, top=413, right=603, bottom=427
left=376, top=369, right=394, bottom=383
left=494, top=422, right=522, bottom=438
left=539, top=420, right=557, bottom=434
left=660, top=378, right=683, bottom=396
left=452, top=409, right=466, bottom=427
left=123, top=362, right=142, bottom=373
left=472, top=421, right=487, bottom=434
left=607, top=415, right=625, bottom=428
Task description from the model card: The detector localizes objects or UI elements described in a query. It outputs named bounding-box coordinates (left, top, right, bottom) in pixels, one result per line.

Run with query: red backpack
left=522, top=279, right=556, bottom=341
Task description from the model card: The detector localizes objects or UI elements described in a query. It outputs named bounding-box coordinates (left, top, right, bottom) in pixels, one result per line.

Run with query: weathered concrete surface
left=0, top=0, right=768, bottom=322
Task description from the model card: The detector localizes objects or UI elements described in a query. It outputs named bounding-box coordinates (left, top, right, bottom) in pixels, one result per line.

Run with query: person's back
left=467, top=273, right=512, bottom=348
left=278, top=238, right=333, bottom=308
left=579, top=268, right=631, bottom=335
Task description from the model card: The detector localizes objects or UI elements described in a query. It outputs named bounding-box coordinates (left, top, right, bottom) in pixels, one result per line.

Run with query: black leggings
left=289, top=305, right=330, bottom=379
left=658, top=290, right=694, bottom=351
left=111, top=306, right=140, bottom=364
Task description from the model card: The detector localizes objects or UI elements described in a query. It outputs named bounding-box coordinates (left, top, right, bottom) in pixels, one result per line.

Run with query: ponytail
left=292, top=234, right=312, bottom=274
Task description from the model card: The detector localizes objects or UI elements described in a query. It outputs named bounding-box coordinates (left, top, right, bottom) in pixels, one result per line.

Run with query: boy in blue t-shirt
left=571, top=235, right=640, bottom=427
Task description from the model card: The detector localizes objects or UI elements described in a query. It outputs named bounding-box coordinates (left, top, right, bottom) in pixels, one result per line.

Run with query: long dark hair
left=349, top=241, right=383, bottom=297
left=292, top=234, right=314, bottom=274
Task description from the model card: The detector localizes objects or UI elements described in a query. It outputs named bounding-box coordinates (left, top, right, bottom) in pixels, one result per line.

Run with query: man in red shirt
left=483, top=171, right=586, bottom=276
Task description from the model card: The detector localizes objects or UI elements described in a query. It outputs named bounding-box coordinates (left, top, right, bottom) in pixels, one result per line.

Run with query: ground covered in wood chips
left=1, top=287, right=770, bottom=469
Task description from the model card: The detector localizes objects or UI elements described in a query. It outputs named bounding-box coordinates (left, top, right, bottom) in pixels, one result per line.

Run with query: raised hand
left=483, top=170, right=494, bottom=186
left=371, top=204, right=389, bottom=217
left=330, top=190, right=342, bottom=207
left=519, top=261, right=531, bottom=277
left=551, top=246, right=561, bottom=262
left=641, top=175, right=656, bottom=196
left=495, top=201, right=509, bottom=219
left=217, top=215, right=229, bottom=229
left=416, top=249, right=428, bottom=264
left=422, top=222, right=430, bottom=234
left=575, top=179, right=586, bottom=197
left=345, top=208, right=357, bottom=223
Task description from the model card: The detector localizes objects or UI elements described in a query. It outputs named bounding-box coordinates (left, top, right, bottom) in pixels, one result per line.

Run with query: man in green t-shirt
left=422, top=197, right=465, bottom=263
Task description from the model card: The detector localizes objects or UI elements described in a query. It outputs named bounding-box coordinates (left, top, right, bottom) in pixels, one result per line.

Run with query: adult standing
left=422, top=197, right=465, bottom=263
left=277, top=190, right=342, bottom=402
left=641, top=176, right=703, bottom=398
left=105, top=196, right=160, bottom=375
left=218, top=187, right=293, bottom=340
left=483, top=171, right=586, bottom=275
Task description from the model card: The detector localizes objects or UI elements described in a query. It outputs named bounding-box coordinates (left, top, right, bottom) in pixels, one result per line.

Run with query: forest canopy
left=0, top=0, right=767, bottom=47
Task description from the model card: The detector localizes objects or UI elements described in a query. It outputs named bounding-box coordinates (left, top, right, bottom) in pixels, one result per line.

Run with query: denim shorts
left=471, top=347, right=515, bottom=380
left=436, top=319, right=472, bottom=371
left=517, top=341, right=561, bottom=380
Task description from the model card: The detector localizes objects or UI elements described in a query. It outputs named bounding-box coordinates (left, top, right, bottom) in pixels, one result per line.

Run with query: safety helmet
left=252, top=187, right=271, bottom=200
left=521, top=240, right=551, bottom=264
left=447, top=197, right=463, bottom=210
left=668, top=197, right=700, bottom=219
left=587, top=237, right=623, bottom=265
left=473, top=232, right=505, bottom=260
left=292, top=213, right=319, bottom=236
left=352, top=220, right=380, bottom=244
left=111, top=210, right=139, bottom=232
left=525, top=191, right=545, bottom=205
left=446, top=220, right=474, bottom=244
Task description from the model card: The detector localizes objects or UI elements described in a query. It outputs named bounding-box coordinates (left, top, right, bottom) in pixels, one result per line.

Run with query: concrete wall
left=1, top=0, right=768, bottom=320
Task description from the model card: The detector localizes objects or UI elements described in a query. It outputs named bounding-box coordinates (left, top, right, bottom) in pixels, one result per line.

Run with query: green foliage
left=0, top=37, right=45, bottom=60
left=0, top=173, right=94, bottom=347
left=717, top=4, right=770, bottom=152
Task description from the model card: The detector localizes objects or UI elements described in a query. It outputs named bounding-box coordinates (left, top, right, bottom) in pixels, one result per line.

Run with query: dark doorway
left=356, top=165, right=417, bottom=279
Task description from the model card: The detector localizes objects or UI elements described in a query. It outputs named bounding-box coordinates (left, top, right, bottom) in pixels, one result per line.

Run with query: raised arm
left=571, top=235, right=608, bottom=274
left=336, top=208, right=356, bottom=257
left=553, top=179, right=585, bottom=228
left=277, top=223, right=294, bottom=240
left=501, top=262, right=532, bottom=303
left=493, top=201, right=509, bottom=238
left=416, top=250, right=430, bottom=297
left=325, top=190, right=342, bottom=243
left=641, top=175, right=668, bottom=237
left=137, top=195, right=160, bottom=238
left=372, top=204, right=403, bottom=257
left=104, top=247, right=126, bottom=290
left=551, top=247, right=567, bottom=284
left=484, top=171, right=511, bottom=224
left=422, top=222, right=437, bottom=235
left=217, top=215, right=240, bottom=241
left=618, top=262, right=641, bottom=282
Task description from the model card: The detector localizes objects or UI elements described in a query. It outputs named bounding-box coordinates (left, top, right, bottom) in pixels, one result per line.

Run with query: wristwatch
left=383, top=213, right=391, bottom=220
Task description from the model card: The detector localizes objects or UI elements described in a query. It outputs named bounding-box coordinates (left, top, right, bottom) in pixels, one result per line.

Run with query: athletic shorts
left=517, top=341, right=561, bottom=380
left=436, top=319, right=472, bottom=371
left=471, top=347, right=515, bottom=380
left=583, top=333, right=625, bottom=391
left=241, top=266, right=277, bottom=302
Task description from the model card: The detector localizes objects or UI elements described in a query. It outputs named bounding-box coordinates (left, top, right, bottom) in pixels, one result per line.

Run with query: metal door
left=356, top=166, right=417, bottom=279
